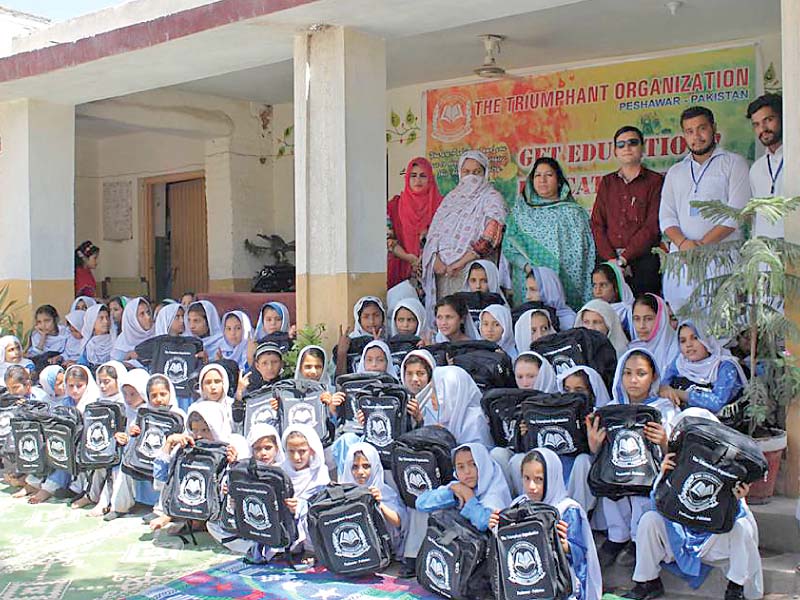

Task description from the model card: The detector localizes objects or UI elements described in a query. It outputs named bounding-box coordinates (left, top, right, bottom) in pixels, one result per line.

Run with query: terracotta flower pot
left=747, top=428, right=787, bottom=504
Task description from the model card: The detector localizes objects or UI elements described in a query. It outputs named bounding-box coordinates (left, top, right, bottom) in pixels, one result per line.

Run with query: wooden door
left=168, top=178, right=209, bottom=294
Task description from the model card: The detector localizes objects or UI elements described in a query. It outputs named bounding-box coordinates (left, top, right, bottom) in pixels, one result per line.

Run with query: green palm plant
left=657, top=195, right=800, bottom=435
left=0, top=284, right=28, bottom=342
left=282, top=323, right=326, bottom=378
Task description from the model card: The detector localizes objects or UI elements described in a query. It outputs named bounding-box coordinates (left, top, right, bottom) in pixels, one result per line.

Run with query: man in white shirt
left=747, top=93, right=783, bottom=238
left=659, top=106, right=751, bottom=311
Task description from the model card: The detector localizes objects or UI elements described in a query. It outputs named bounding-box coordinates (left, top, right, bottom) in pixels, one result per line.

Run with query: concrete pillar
left=293, top=26, right=387, bottom=342
left=0, top=99, right=75, bottom=324
left=782, top=0, right=800, bottom=497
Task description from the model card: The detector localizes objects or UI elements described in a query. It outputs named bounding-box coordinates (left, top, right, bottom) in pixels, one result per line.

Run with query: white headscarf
left=293, top=345, right=332, bottom=386
left=342, top=442, right=406, bottom=519
left=400, top=349, right=436, bottom=409
left=28, top=320, right=68, bottom=356
left=433, top=298, right=481, bottom=342
left=64, top=364, right=101, bottom=413
left=575, top=299, right=628, bottom=358
left=185, top=300, right=223, bottom=355
left=451, top=443, right=511, bottom=510
left=479, top=304, right=517, bottom=358
left=427, top=366, right=492, bottom=446
left=351, top=296, right=386, bottom=338
left=462, top=259, right=507, bottom=301
left=356, top=339, right=399, bottom=379
left=63, top=311, right=86, bottom=361
left=557, top=364, right=611, bottom=408
left=602, top=261, right=634, bottom=331
left=112, top=297, right=155, bottom=359
left=96, top=360, right=128, bottom=404
left=386, top=280, right=418, bottom=320
left=515, top=351, right=558, bottom=393
left=674, top=321, right=747, bottom=387
left=155, top=303, right=185, bottom=336
left=219, top=310, right=253, bottom=369
left=0, top=335, right=29, bottom=381
left=514, top=448, right=602, bottom=600
left=254, top=302, right=291, bottom=339
left=390, top=297, right=426, bottom=337
left=144, top=373, right=186, bottom=420
left=80, top=304, right=117, bottom=365
left=247, top=423, right=285, bottom=466
left=121, top=368, right=149, bottom=425
left=281, top=424, right=331, bottom=500
left=70, top=296, right=97, bottom=312
left=514, top=308, right=555, bottom=355
left=38, top=365, right=65, bottom=401
left=629, top=294, right=679, bottom=373
left=186, top=399, right=249, bottom=460
left=611, top=347, right=679, bottom=432
left=198, top=363, right=232, bottom=422
left=532, top=266, right=577, bottom=331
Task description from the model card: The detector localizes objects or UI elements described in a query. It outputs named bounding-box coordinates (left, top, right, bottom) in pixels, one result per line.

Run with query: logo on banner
left=425, top=548, right=451, bottom=591
left=611, top=431, right=647, bottom=468
left=86, top=422, right=111, bottom=453
left=507, top=541, right=545, bottom=586
left=537, top=426, right=575, bottom=454
left=679, top=472, right=723, bottom=513
left=365, top=413, right=392, bottom=447
left=287, top=402, right=317, bottom=428
left=165, top=358, right=189, bottom=384
left=178, top=471, right=206, bottom=506
left=243, top=495, right=271, bottom=531
left=431, top=92, right=472, bottom=143
left=404, top=465, right=433, bottom=496
left=333, top=523, right=370, bottom=559
left=18, top=434, right=40, bottom=462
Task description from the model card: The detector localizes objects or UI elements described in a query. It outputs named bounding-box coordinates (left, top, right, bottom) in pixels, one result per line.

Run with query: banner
left=425, top=45, right=757, bottom=209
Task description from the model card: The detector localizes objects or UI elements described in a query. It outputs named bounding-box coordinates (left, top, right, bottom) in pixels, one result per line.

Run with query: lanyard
left=767, top=154, right=784, bottom=195
left=689, top=154, right=720, bottom=194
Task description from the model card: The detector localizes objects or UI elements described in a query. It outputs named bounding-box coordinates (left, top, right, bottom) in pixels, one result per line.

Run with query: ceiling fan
left=473, top=34, right=522, bottom=80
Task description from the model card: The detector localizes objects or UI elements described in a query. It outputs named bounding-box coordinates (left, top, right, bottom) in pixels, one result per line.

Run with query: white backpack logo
left=242, top=495, right=271, bottom=531
left=537, top=426, right=575, bottom=454
left=164, top=357, right=189, bottom=384
left=18, top=434, right=40, bottom=462
left=46, top=436, right=68, bottom=463
left=404, top=465, right=433, bottom=496
left=611, top=431, right=647, bottom=468
left=178, top=470, right=207, bottom=506
left=287, top=402, right=317, bottom=428
left=679, top=472, right=723, bottom=513
left=507, top=540, right=545, bottom=586
left=365, top=413, right=392, bottom=447
left=140, top=428, right=166, bottom=458
left=332, top=523, right=370, bottom=559
left=86, top=422, right=111, bottom=453
left=424, top=548, right=450, bottom=591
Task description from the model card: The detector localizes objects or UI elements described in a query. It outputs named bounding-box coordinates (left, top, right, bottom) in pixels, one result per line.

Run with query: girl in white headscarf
left=185, top=300, right=223, bottom=358
left=529, top=266, right=577, bottom=331
left=294, top=345, right=332, bottom=387
left=575, top=299, right=629, bottom=358
left=38, top=365, right=65, bottom=403
left=592, top=262, right=634, bottom=335
left=422, top=150, right=507, bottom=316
left=111, top=297, right=154, bottom=361
left=79, top=304, right=116, bottom=366
left=0, top=335, right=34, bottom=381
left=356, top=339, right=399, bottom=380
left=389, top=297, right=426, bottom=338
left=254, top=301, right=291, bottom=339
left=154, top=303, right=186, bottom=336
left=433, top=294, right=480, bottom=342
left=219, top=310, right=253, bottom=369
left=63, top=310, right=86, bottom=362
left=27, top=305, right=68, bottom=358
left=350, top=296, right=386, bottom=338
left=629, top=293, right=679, bottom=373
left=512, top=448, right=602, bottom=600
left=514, top=308, right=556, bottom=354
left=479, top=304, right=517, bottom=358
left=514, top=351, right=557, bottom=393
left=70, top=296, right=97, bottom=312
left=462, top=259, right=508, bottom=303
left=424, top=366, right=491, bottom=447
left=197, top=363, right=233, bottom=428
left=557, top=365, right=612, bottom=409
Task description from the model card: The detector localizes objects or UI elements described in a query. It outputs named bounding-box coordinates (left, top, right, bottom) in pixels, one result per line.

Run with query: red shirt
left=74, top=266, right=96, bottom=297
left=590, top=166, right=664, bottom=262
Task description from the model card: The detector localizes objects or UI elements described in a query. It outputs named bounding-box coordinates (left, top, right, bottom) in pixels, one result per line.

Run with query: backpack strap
left=327, top=485, right=345, bottom=501
left=440, top=530, right=458, bottom=545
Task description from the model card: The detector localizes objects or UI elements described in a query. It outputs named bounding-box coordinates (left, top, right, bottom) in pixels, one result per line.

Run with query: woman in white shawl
left=629, top=293, right=679, bottom=373
left=422, top=150, right=507, bottom=317
left=513, top=447, right=602, bottom=600
left=80, top=304, right=117, bottom=366
left=389, top=297, right=426, bottom=338
left=342, top=442, right=407, bottom=556
left=111, top=297, right=154, bottom=361
left=575, top=299, right=629, bottom=358
left=219, top=310, right=253, bottom=369
left=530, top=266, right=577, bottom=331
left=424, top=365, right=491, bottom=447
left=185, top=300, right=223, bottom=357
left=514, top=308, right=556, bottom=354
left=479, top=304, right=517, bottom=358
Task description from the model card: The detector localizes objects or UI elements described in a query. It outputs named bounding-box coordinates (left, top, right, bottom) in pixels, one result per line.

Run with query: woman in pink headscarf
left=387, top=157, right=443, bottom=288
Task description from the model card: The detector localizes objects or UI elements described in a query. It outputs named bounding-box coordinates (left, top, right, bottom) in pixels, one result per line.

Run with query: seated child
left=154, top=303, right=186, bottom=336
left=4, top=365, right=47, bottom=402
left=390, top=298, right=425, bottom=338
left=219, top=310, right=252, bottom=369
left=514, top=351, right=557, bottom=393
left=526, top=267, right=576, bottom=331
left=0, top=336, right=34, bottom=381
left=432, top=295, right=478, bottom=343
left=238, top=342, right=286, bottom=398
left=185, top=300, right=223, bottom=360
left=62, top=311, right=85, bottom=364
left=26, top=305, right=68, bottom=366
left=576, top=299, right=629, bottom=358
left=111, top=297, right=154, bottom=362
left=479, top=304, right=517, bottom=358
left=79, top=304, right=116, bottom=368
left=514, top=308, right=556, bottom=353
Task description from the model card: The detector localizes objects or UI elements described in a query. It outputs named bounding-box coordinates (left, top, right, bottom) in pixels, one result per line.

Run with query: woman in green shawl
left=502, top=157, right=595, bottom=310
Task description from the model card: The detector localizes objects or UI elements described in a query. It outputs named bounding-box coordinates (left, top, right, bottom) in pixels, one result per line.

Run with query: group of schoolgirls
left=0, top=261, right=764, bottom=600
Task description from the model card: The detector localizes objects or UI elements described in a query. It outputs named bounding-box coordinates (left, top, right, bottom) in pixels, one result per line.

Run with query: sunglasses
left=614, top=139, right=642, bottom=148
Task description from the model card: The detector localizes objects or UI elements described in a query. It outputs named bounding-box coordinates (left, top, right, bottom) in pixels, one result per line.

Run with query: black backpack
left=511, top=302, right=560, bottom=332
left=335, top=372, right=398, bottom=424
left=450, top=291, right=507, bottom=330
left=426, top=340, right=515, bottom=392
left=669, top=376, right=749, bottom=431
left=491, top=501, right=573, bottom=600
left=332, top=335, right=374, bottom=374
left=391, top=425, right=457, bottom=508
left=228, top=458, right=297, bottom=547
left=531, top=328, right=617, bottom=391
left=78, top=400, right=127, bottom=470
left=0, top=393, right=24, bottom=459
left=481, top=388, right=534, bottom=449
left=255, top=331, right=293, bottom=353
left=358, top=392, right=412, bottom=467
left=588, top=405, right=663, bottom=500
left=162, top=440, right=229, bottom=521
left=10, top=401, right=50, bottom=475
left=386, top=334, right=421, bottom=372
left=308, top=483, right=393, bottom=576
left=242, top=386, right=281, bottom=438
left=42, top=405, right=83, bottom=477
left=654, top=417, right=768, bottom=534
left=146, top=335, right=204, bottom=396
left=417, top=509, right=492, bottom=600
left=276, top=381, right=334, bottom=446
left=516, top=393, right=591, bottom=456
left=121, top=407, right=185, bottom=480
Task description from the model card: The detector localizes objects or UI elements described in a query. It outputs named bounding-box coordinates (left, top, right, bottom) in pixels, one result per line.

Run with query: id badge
left=688, top=191, right=702, bottom=217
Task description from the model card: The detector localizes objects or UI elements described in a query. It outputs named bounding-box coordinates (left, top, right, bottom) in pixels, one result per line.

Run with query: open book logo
left=537, top=426, right=575, bottom=454
left=164, top=357, right=188, bottom=384
left=242, top=495, right=271, bottom=531
left=404, top=465, right=433, bottom=496
left=679, top=471, right=723, bottom=513
left=507, top=541, right=545, bottom=586
left=287, top=402, right=317, bottom=428
left=424, top=548, right=451, bottom=591
left=332, top=523, right=370, bottom=559
left=431, top=92, right=472, bottom=143
left=18, top=434, right=40, bottom=462
left=139, top=428, right=166, bottom=459
left=366, top=412, right=392, bottom=447
left=611, top=431, right=648, bottom=468
left=46, top=436, right=68, bottom=463
left=178, top=470, right=206, bottom=507
left=85, top=422, right=111, bottom=453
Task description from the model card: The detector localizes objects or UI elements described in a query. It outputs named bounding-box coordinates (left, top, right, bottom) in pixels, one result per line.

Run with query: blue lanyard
left=689, top=154, right=720, bottom=194
left=767, top=154, right=784, bottom=195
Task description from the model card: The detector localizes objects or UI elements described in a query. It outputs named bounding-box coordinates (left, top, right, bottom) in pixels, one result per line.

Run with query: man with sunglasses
left=590, top=125, right=664, bottom=295
left=747, top=93, right=783, bottom=238
left=659, top=105, right=750, bottom=312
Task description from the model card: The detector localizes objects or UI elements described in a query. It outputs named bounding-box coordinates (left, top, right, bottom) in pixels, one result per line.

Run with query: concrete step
left=601, top=550, right=800, bottom=598
left=750, top=496, right=800, bottom=554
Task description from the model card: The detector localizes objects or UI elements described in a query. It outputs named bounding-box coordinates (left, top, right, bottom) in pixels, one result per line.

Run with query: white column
left=293, top=26, right=387, bottom=339
left=0, top=99, right=75, bottom=320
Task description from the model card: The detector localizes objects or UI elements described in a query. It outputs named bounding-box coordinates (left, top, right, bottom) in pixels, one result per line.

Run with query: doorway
left=139, top=171, right=208, bottom=300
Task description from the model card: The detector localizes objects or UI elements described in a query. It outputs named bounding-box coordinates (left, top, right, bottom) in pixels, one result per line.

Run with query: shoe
left=141, top=511, right=158, bottom=524
left=622, top=578, right=664, bottom=599
left=617, top=541, right=637, bottom=567
left=398, top=558, right=417, bottom=579
left=598, top=539, right=628, bottom=569
left=103, top=511, right=126, bottom=521
left=724, top=581, right=744, bottom=600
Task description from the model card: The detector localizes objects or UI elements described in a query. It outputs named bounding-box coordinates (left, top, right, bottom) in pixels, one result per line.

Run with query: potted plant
left=658, top=195, right=800, bottom=503
left=0, top=284, right=27, bottom=340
